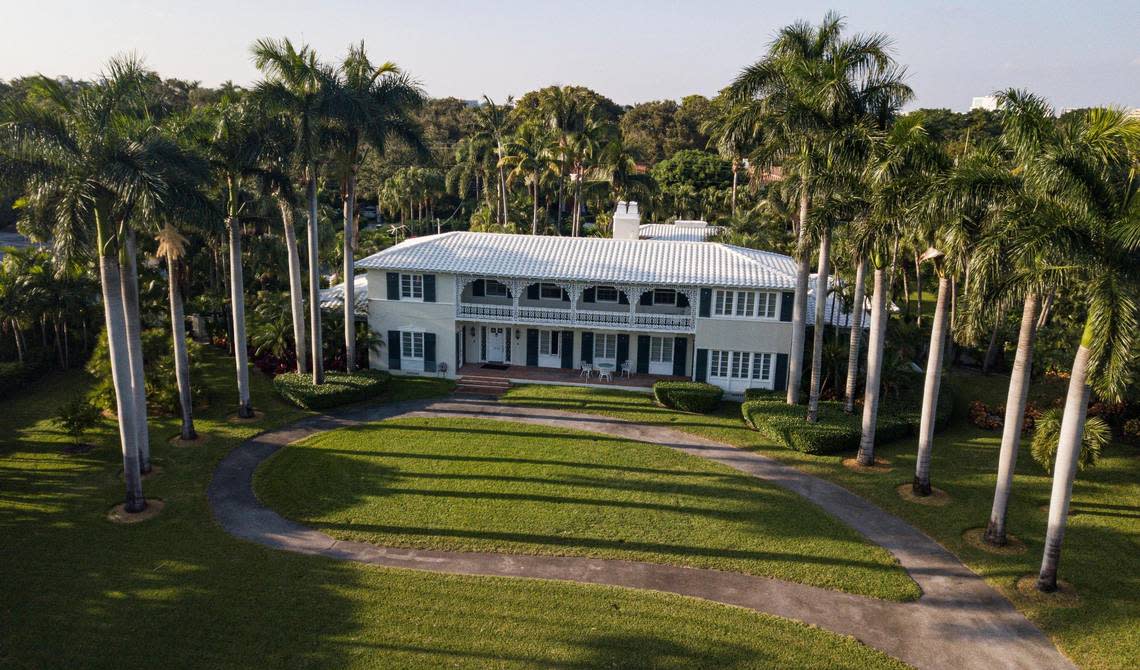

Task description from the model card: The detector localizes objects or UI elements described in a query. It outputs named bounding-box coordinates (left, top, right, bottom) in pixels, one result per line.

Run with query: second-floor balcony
left=455, top=276, right=698, bottom=333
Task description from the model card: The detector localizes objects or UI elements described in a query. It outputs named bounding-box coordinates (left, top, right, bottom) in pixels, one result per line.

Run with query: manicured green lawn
left=257, top=417, right=919, bottom=601
left=501, top=379, right=1140, bottom=670
left=0, top=349, right=907, bottom=669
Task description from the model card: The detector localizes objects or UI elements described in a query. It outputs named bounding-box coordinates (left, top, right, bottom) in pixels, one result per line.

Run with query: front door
left=486, top=326, right=506, bottom=363
left=648, top=336, right=674, bottom=375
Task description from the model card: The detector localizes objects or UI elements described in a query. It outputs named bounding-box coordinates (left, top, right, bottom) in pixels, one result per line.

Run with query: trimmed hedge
left=653, top=381, right=724, bottom=413
left=743, top=387, right=785, bottom=403
left=742, top=389, right=955, bottom=455
left=273, top=370, right=391, bottom=410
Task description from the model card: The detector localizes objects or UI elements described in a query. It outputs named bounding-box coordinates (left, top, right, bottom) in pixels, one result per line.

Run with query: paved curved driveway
left=208, top=397, right=1075, bottom=670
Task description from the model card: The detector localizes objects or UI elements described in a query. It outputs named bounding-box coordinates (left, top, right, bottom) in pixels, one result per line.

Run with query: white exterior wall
left=694, top=315, right=792, bottom=394
left=366, top=270, right=458, bottom=377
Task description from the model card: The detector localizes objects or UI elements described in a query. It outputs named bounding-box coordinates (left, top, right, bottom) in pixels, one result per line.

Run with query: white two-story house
left=353, top=204, right=861, bottom=395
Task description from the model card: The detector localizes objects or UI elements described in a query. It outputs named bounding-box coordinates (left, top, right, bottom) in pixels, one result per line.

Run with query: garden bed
left=272, top=370, right=391, bottom=410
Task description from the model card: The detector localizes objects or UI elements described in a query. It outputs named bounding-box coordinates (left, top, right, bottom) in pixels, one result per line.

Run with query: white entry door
left=648, top=336, right=674, bottom=375
left=486, top=327, right=506, bottom=363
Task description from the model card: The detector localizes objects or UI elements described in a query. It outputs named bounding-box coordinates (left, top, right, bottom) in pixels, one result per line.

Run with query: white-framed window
left=594, top=333, right=617, bottom=360
left=538, top=330, right=560, bottom=356
left=652, top=288, right=677, bottom=305
left=400, top=273, right=424, bottom=300
left=594, top=286, right=620, bottom=303
left=757, top=292, right=778, bottom=319
left=713, top=290, right=779, bottom=319
left=485, top=279, right=509, bottom=297
left=400, top=331, right=425, bottom=359
left=752, top=352, right=773, bottom=381
left=710, top=350, right=774, bottom=381
left=540, top=283, right=565, bottom=300
left=709, top=350, right=730, bottom=378
left=649, top=336, right=674, bottom=363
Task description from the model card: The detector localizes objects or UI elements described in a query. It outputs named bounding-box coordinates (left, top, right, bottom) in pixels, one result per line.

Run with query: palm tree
left=472, top=96, right=513, bottom=225
left=1026, top=105, right=1139, bottom=592
left=253, top=37, right=331, bottom=384
left=502, top=121, right=552, bottom=234
left=201, top=100, right=268, bottom=418
left=538, top=87, right=591, bottom=234
left=703, top=100, right=754, bottom=217
left=155, top=224, right=196, bottom=440
left=855, top=114, right=942, bottom=466
left=0, top=59, right=205, bottom=511
left=729, top=12, right=912, bottom=406
left=326, top=41, right=425, bottom=373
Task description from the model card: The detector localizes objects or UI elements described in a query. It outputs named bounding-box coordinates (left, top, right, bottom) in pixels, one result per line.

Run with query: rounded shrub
left=653, top=381, right=723, bottom=413
left=272, top=370, right=391, bottom=410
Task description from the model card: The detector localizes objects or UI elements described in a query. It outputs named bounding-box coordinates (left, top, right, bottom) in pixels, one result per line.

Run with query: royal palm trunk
left=306, top=173, right=324, bottom=384
left=786, top=187, right=811, bottom=405
left=984, top=293, right=1040, bottom=546
left=857, top=268, right=888, bottom=466
left=807, top=227, right=832, bottom=422
left=844, top=259, right=867, bottom=413
left=1036, top=324, right=1093, bottom=592
left=343, top=168, right=357, bottom=374
left=96, top=222, right=144, bottom=512
left=226, top=216, right=253, bottom=418
left=913, top=275, right=950, bottom=495
left=121, top=229, right=150, bottom=473
left=166, top=255, right=196, bottom=441
left=278, top=196, right=308, bottom=374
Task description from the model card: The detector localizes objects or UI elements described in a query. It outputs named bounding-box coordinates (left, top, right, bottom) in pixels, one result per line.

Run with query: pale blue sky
left=2, top=1, right=1136, bottom=110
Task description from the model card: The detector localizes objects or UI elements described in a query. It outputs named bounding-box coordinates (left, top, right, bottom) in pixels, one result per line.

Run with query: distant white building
left=970, top=96, right=999, bottom=112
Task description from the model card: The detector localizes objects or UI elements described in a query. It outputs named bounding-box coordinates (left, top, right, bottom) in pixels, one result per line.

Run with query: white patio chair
left=598, top=367, right=613, bottom=382
left=580, top=362, right=593, bottom=378
left=620, top=361, right=632, bottom=378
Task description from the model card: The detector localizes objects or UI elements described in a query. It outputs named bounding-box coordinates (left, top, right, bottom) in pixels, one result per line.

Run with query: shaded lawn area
left=0, top=349, right=907, bottom=670
left=501, top=379, right=1140, bottom=670
left=256, top=417, right=919, bottom=601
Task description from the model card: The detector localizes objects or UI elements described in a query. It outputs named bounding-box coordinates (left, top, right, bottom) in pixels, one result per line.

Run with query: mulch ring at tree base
left=169, top=433, right=208, bottom=448
left=1015, top=575, right=1081, bottom=608
left=227, top=410, right=266, bottom=424
left=962, top=528, right=1027, bottom=555
left=107, top=498, right=165, bottom=524
left=842, top=456, right=893, bottom=473
left=896, top=483, right=952, bottom=506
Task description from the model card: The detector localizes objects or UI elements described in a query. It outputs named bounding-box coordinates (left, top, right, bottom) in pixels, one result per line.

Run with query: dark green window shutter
left=387, top=273, right=400, bottom=300
left=583, top=287, right=595, bottom=303
left=455, top=331, right=462, bottom=368
left=423, top=274, right=436, bottom=302
left=480, top=326, right=486, bottom=360
left=672, top=337, right=688, bottom=377
left=560, top=331, right=573, bottom=368
left=505, top=328, right=511, bottom=361
left=618, top=291, right=629, bottom=305
left=580, top=332, right=594, bottom=363
left=527, top=284, right=539, bottom=299
left=526, top=329, right=539, bottom=366
left=780, top=292, right=794, bottom=322
left=695, top=348, right=708, bottom=382
left=473, top=279, right=485, bottom=297
left=699, top=289, right=712, bottom=317
left=424, top=333, right=437, bottom=372
left=639, top=290, right=652, bottom=306
left=636, top=335, right=650, bottom=374
left=677, top=292, right=690, bottom=308
left=561, top=288, right=569, bottom=302
left=775, top=353, right=789, bottom=391
left=388, top=330, right=401, bottom=370
left=616, top=334, right=629, bottom=366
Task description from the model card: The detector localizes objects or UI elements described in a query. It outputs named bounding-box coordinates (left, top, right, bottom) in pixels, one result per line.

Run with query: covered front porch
left=456, top=363, right=685, bottom=391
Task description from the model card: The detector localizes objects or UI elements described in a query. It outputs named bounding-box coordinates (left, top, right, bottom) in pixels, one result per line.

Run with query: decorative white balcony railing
left=458, top=302, right=694, bottom=333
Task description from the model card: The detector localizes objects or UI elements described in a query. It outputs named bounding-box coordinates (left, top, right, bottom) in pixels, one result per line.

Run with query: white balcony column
left=620, top=284, right=642, bottom=326
left=567, top=283, right=583, bottom=322
left=506, top=278, right=526, bottom=320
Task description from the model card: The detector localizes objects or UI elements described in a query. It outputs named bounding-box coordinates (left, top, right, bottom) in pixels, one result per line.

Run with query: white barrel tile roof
left=355, top=231, right=798, bottom=289
left=638, top=223, right=724, bottom=242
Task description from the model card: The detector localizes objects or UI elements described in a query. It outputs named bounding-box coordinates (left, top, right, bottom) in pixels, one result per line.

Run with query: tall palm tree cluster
left=0, top=39, right=426, bottom=512
left=726, top=13, right=1139, bottom=593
